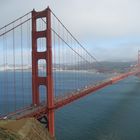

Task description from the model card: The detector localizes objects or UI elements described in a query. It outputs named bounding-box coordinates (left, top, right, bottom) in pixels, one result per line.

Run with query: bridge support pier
left=32, top=7, right=55, bottom=137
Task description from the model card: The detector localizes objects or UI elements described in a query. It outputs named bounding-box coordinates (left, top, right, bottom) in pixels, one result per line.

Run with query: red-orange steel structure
left=32, top=7, right=55, bottom=137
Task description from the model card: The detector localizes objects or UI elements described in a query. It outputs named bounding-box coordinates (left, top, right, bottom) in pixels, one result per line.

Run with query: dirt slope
left=0, top=118, right=55, bottom=140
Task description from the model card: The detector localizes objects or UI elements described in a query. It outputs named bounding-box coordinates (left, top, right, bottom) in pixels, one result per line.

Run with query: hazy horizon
left=0, top=0, right=140, bottom=61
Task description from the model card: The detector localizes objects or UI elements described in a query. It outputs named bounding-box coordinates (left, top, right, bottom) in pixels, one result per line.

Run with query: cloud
left=1, top=0, right=140, bottom=38
left=49, top=0, right=140, bottom=38
left=0, top=0, right=140, bottom=61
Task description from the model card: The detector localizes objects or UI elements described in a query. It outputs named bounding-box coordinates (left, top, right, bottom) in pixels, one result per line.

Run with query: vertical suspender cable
left=20, top=18, right=24, bottom=107
left=2, top=31, right=6, bottom=114
left=58, top=20, right=61, bottom=97
left=52, top=30, right=57, bottom=98
left=4, top=27, right=8, bottom=114
left=27, top=14, right=31, bottom=105
left=13, top=23, right=16, bottom=111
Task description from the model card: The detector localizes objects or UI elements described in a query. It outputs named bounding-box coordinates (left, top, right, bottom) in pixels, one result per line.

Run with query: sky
left=0, top=0, right=140, bottom=61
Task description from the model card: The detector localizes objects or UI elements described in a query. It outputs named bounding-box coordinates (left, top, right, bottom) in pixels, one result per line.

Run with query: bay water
left=0, top=71, right=140, bottom=140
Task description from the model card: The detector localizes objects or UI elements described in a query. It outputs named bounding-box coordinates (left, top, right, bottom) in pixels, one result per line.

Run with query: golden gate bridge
left=0, top=7, right=140, bottom=138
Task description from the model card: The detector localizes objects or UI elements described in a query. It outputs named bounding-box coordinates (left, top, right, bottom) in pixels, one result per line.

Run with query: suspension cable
left=51, top=28, right=91, bottom=65
left=0, top=11, right=31, bottom=31
left=51, top=11, right=100, bottom=63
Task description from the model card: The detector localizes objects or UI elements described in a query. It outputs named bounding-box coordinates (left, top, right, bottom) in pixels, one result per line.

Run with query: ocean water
left=0, top=72, right=140, bottom=140
left=55, top=75, right=140, bottom=140
left=0, top=71, right=111, bottom=114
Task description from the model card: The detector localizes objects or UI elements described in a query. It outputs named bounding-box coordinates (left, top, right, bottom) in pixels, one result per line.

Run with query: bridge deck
left=0, top=70, right=139, bottom=120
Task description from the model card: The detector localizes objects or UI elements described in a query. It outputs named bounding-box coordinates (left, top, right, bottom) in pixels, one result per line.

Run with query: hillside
left=0, top=118, right=55, bottom=140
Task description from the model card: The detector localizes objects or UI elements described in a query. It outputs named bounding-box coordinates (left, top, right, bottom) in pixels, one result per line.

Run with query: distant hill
left=53, top=61, right=136, bottom=73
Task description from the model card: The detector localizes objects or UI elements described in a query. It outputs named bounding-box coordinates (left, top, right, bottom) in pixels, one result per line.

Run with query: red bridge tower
left=32, top=7, right=55, bottom=137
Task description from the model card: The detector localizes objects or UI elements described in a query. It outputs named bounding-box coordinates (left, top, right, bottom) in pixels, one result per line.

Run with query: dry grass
left=0, top=118, right=55, bottom=140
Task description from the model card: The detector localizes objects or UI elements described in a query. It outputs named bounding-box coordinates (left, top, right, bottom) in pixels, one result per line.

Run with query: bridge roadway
left=1, top=69, right=140, bottom=120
